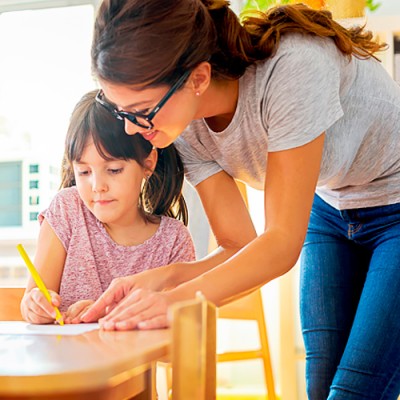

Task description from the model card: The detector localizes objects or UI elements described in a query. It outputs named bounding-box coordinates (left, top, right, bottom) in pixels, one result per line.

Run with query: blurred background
left=0, top=0, right=398, bottom=398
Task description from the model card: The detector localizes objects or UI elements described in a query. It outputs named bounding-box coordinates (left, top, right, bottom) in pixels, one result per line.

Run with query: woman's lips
left=141, top=130, right=158, bottom=141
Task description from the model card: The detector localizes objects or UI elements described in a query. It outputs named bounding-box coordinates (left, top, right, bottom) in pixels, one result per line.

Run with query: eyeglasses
left=95, top=70, right=191, bottom=130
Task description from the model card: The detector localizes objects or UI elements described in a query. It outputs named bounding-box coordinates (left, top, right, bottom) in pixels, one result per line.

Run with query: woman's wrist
left=162, top=262, right=183, bottom=290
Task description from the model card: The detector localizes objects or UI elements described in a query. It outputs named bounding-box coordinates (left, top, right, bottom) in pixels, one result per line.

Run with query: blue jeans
left=300, top=194, right=400, bottom=400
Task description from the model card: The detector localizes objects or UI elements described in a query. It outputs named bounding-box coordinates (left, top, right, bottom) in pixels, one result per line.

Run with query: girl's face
left=73, top=140, right=155, bottom=227
left=99, top=77, right=200, bottom=149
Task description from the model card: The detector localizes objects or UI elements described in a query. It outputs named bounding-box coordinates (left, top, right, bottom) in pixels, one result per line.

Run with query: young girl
left=20, top=90, right=195, bottom=324
left=82, top=1, right=400, bottom=398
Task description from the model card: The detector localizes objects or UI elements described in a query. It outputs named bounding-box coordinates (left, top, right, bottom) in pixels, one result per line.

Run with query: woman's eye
left=77, top=170, right=89, bottom=176
left=133, top=108, right=150, bottom=115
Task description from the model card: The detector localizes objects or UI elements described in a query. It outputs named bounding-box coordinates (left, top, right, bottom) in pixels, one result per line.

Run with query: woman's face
left=99, top=77, right=199, bottom=149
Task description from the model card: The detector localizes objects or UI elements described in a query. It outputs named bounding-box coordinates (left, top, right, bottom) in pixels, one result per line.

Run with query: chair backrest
left=171, top=294, right=217, bottom=400
left=0, top=287, right=25, bottom=321
left=218, top=289, right=264, bottom=321
left=216, top=289, right=277, bottom=400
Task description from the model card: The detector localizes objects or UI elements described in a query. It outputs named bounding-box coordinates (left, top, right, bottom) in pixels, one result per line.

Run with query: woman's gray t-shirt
left=174, top=33, right=400, bottom=210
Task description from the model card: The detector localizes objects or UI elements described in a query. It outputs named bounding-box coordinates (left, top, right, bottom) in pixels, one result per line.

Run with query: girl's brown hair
left=92, top=0, right=386, bottom=86
left=61, top=90, right=188, bottom=225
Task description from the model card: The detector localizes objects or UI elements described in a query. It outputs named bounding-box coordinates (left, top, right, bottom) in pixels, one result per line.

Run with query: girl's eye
left=109, top=168, right=123, bottom=174
left=77, top=170, right=89, bottom=176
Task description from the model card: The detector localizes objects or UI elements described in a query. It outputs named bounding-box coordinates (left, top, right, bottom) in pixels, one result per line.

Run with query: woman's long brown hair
left=92, top=0, right=386, bottom=86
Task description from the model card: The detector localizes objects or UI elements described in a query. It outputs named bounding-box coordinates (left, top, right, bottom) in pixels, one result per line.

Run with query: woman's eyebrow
left=120, top=99, right=153, bottom=110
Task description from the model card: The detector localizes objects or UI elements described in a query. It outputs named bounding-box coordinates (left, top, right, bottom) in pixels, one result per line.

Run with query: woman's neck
left=201, top=78, right=239, bottom=132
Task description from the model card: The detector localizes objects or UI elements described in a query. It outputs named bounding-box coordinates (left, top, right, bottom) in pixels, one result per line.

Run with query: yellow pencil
left=17, top=244, right=64, bottom=326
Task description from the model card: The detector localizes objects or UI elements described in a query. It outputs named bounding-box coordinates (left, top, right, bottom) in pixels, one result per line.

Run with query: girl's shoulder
left=158, top=215, right=191, bottom=235
left=153, top=216, right=195, bottom=261
left=43, top=186, right=86, bottom=222
left=148, top=216, right=194, bottom=247
left=50, top=186, right=82, bottom=211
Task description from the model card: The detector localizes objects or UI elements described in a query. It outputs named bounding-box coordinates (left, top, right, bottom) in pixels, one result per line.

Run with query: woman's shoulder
left=256, top=33, right=341, bottom=73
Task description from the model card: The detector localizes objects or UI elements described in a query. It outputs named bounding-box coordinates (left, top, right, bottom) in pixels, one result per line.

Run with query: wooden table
left=0, top=327, right=171, bottom=400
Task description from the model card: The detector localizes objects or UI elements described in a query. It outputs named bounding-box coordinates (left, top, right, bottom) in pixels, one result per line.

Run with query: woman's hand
left=21, top=288, right=61, bottom=324
left=100, top=289, right=170, bottom=330
left=81, top=284, right=170, bottom=330
left=64, top=299, right=95, bottom=324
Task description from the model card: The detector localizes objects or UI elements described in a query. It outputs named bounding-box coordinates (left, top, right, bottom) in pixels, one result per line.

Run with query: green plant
left=242, top=0, right=382, bottom=13
left=242, top=0, right=290, bottom=12
left=366, top=0, right=381, bottom=12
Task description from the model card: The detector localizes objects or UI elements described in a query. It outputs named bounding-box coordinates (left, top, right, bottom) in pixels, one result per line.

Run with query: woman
left=82, top=0, right=400, bottom=398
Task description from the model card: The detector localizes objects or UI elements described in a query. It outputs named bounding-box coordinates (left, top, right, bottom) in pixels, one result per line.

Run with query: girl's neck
left=103, top=212, right=161, bottom=247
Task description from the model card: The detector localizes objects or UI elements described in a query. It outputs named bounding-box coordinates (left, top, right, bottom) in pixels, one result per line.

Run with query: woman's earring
left=195, top=91, right=200, bottom=96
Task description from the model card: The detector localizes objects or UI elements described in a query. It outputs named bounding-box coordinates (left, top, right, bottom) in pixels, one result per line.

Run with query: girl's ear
left=143, top=148, right=158, bottom=177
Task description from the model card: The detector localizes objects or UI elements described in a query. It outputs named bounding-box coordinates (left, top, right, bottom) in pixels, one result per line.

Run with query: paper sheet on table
left=0, top=322, right=99, bottom=335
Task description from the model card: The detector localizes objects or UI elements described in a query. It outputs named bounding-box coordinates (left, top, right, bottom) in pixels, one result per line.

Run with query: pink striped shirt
left=40, top=187, right=195, bottom=311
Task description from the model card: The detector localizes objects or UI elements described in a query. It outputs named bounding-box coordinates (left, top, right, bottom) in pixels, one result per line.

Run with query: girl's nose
left=92, top=175, right=108, bottom=192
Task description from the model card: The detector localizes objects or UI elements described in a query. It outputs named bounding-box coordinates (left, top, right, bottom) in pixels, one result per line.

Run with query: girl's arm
left=82, top=134, right=324, bottom=328
left=20, top=219, right=67, bottom=323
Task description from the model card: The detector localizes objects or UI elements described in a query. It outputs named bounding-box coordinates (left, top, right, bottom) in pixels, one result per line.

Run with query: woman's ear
left=143, top=148, right=158, bottom=177
left=189, top=61, right=211, bottom=96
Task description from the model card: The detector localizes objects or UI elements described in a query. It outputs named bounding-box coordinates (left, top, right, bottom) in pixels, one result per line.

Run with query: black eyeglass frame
left=95, top=70, right=191, bottom=130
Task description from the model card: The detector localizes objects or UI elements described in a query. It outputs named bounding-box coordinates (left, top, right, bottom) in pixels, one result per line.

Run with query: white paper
left=0, top=321, right=99, bottom=335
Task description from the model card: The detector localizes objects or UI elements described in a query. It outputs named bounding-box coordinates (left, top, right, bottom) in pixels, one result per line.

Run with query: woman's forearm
left=167, top=245, right=246, bottom=288
left=167, top=228, right=303, bottom=307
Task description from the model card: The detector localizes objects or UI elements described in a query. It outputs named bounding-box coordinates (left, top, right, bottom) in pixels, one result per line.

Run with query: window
left=0, top=2, right=96, bottom=163
left=29, top=212, right=39, bottom=221
left=29, top=196, right=40, bottom=206
left=29, top=180, right=39, bottom=189
left=0, top=161, right=22, bottom=227
left=49, top=165, right=60, bottom=175
left=0, top=1, right=97, bottom=286
left=29, top=164, right=39, bottom=174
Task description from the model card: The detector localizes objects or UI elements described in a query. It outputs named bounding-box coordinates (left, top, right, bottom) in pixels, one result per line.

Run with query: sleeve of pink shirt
left=39, top=187, right=81, bottom=251
left=168, top=220, right=196, bottom=263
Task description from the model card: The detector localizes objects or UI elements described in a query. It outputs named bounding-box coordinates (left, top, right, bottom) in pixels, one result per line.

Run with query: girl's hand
left=21, top=287, right=61, bottom=325
left=64, top=299, right=95, bottom=324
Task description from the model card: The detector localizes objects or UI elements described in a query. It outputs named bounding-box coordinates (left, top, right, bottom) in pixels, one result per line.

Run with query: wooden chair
left=214, top=181, right=276, bottom=399
left=170, top=293, right=217, bottom=400
left=0, top=287, right=24, bottom=320
left=218, top=289, right=276, bottom=400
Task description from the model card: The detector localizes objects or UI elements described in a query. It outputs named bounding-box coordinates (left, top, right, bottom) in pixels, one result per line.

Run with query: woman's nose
left=124, top=119, right=141, bottom=136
